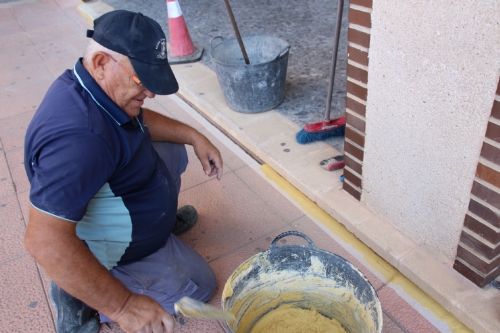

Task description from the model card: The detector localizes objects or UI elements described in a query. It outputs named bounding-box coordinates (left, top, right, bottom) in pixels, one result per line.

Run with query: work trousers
left=98, top=142, right=216, bottom=322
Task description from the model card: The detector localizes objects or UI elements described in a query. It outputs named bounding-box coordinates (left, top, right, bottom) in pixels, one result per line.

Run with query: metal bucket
left=210, top=35, right=290, bottom=113
left=221, top=231, right=383, bottom=333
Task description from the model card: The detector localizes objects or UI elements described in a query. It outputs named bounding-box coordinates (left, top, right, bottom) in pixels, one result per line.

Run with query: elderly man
left=23, top=10, right=222, bottom=333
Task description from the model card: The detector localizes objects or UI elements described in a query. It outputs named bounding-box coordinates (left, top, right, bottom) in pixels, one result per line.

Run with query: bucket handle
left=210, top=36, right=225, bottom=53
left=269, top=231, right=316, bottom=250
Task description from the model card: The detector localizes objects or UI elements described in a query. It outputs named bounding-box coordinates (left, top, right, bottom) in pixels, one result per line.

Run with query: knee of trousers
left=151, top=142, right=188, bottom=182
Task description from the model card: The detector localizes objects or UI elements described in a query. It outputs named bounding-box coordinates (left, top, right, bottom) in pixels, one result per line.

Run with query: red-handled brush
left=296, top=0, right=346, bottom=144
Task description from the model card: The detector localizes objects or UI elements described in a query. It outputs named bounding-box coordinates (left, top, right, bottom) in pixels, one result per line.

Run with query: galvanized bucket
left=210, top=35, right=290, bottom=113
left=221, top=231, right=383, bottom=333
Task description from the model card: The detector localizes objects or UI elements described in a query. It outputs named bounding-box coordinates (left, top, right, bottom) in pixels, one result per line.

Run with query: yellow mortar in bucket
left=221, top=231, right=383, bottom=333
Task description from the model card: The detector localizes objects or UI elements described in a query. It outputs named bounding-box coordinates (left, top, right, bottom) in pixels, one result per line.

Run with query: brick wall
left=454, top=79, right=500, bottom=287
left=342, top=0, right=371, bottom=200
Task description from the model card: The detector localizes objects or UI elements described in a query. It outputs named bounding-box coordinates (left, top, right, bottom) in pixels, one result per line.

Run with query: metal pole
left=223, top=0, right=250, bottom=65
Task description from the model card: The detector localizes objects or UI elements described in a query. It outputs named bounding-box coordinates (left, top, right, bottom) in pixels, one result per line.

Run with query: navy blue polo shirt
left=24, top=59, right=178, bottom=269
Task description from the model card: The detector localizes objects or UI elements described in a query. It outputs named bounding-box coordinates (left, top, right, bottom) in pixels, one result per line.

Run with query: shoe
left=172, top=205, right=198, bottom=235
left=49, top=282, right=100, bottom=333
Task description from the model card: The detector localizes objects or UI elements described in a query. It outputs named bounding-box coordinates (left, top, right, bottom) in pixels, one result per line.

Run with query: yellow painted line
left=260, top=164, right=471, bottom=333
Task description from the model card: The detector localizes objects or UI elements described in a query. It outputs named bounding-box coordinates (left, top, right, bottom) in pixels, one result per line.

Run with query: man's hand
left=192, top=134, right=223, bottom=180
left=113, top=294, right=175, bottom=333
left=142, top=109, right=224, bottom=180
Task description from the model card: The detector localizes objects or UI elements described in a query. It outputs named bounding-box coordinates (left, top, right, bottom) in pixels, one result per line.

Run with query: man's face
left=102, top=55, right=155, bottom=118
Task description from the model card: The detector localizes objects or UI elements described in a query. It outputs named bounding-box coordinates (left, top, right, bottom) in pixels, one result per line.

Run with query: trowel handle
left=269, top=231, right=316, bottom=249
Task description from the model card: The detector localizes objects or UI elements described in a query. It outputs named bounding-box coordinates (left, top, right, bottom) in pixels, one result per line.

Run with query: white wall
left=362, top=0, right=500, bottom=264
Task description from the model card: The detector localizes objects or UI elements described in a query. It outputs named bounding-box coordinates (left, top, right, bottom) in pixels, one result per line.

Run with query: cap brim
left=130, top=58, right=179, bottom=95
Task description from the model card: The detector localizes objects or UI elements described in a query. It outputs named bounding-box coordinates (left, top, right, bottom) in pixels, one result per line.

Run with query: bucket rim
left=209, top=34, right=290, bottom=67
left=221, top=231, right=383, bottom=332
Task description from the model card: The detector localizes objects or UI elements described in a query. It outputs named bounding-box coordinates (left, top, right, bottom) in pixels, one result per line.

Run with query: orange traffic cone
left=166, top=0, right=203, bottom=64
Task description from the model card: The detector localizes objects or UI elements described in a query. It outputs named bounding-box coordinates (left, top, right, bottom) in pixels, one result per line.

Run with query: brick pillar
left=342, top=0, right=372, bottom=200
left=454, top=79, right=500, bottom=287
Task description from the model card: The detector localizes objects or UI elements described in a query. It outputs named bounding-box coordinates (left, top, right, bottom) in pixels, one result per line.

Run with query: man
left=23, top=10, right=223, bottom=333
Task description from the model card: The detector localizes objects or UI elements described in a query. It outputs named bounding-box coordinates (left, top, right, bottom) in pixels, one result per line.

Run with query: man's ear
left=91, top=52, right=110, bottom=81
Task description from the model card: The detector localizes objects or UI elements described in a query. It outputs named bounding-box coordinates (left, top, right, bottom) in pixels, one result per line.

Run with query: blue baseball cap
left=87, top=10, right=179, bottom=95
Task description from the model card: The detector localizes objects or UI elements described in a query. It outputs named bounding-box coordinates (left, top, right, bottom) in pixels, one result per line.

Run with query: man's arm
left=24, top=206, right=175, bottom=333
left=142, top=108, right=223, bottom=180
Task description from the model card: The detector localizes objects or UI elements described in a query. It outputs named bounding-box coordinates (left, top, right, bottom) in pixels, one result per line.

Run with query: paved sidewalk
left=0, top=0, right=473, bottom=332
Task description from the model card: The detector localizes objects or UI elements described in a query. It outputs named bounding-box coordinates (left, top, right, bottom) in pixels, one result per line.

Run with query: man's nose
left=144, top=88, right=156, bottom=99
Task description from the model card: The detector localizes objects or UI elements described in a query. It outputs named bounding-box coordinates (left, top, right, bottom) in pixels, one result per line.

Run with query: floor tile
left=0, top=30, right=34, bottom=51
left=235, top=166, right=305, bottom=223
left=17, top=7, right=72, bottom=31
left=63, top=6, right=93, bottom=30
left=0, top=41, right=45, bottom=68
left=0, top=7, right=15, bottom=21
left=156, top=95, right=206, bottom=132
left=26, top=20, right=84, bottom=45
left=0, top=110, right=35, bottom=152
left=0, top=78, right=52, bottom=119
left=382, top=312, right=406, bottom=333
left=0, top=147, right=16, bottom=199
left=17, top=190, right=30, bottom=225
left=0, top=15, right=24, bottom=36
left=377, top=285, right=441, bottom=333
left=0, top=194, right=26, bottom=264
left=54, top=0, right=79, bottom=9
left=0, top=255, right=55, bottom=333
left=36, top=34, right=87, bottom=62
left=0, top=60, right=54, bottom=91
left=178, top=172, right=290, bottom=262
left=6, top=148, right=30, bottom=194
left=11, top=0, right=59, bottom=19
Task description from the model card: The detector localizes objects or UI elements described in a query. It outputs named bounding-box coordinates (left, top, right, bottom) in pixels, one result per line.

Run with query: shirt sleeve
left=29, top=131, right=115, bottom=222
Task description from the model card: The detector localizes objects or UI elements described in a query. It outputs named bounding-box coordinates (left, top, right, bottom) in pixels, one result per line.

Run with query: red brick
left=349, top=8, right=371, bottom=28
left=344, top=140, right=364, bottom=161
left=346, top=96, right=366, bottom=117
left=343, top=181, right=361, bottom=200
left=347, top=80, right=367, bottom=101
left=491, top=100, right=500, bottom=120
left=453, top=258, right=500, bottom=287
left=348, top=27, right=371, bottom=49
left=344, top=168, right=362, bottom=188
left=348, top=45, right=369, bottom=67
left=468, top=198, right=500, bottom=228
left=345, top=126, right=365, bottom=147
left=463, top=213, right=500, bottom=244
left=471, top=180, right=500, bottom=211
left=346, top=111, right=366, bottom=132
left=460, top=230, right=500, bottom=260
left=485, top=121, right=500, bottom=144
left=344, top=154, right=363, bottom=175
left=347, top=63, right=368, bottom=84
left=476, top=162, right=500, bottom=189
left=480, top=141, right=500, bottom=165
left=456, top=243, right=500, bottom=274
left=349, top=0, right=373, bottom=8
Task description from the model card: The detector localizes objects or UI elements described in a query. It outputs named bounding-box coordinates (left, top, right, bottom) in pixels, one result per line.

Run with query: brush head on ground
left=295, top=126, right=345, bottom=144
